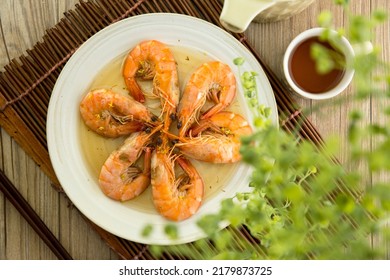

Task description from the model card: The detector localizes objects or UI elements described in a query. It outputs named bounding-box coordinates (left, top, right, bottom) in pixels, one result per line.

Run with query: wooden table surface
left=0, top=0, right=388, bottom=260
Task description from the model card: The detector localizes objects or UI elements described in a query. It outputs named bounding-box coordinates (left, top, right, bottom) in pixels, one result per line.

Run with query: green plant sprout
left=144, top=0, right=390, bottom=259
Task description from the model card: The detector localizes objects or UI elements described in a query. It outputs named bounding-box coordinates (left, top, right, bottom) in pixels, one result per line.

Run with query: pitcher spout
left=219, top=0, right=275, bottom=33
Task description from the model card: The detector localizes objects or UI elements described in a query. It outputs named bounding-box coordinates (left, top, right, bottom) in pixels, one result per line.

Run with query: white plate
left=47, top=13, right=278, bottom=245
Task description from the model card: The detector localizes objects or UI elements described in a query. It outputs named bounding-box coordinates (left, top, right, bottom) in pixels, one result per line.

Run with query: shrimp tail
left=121, top=147, right=153, bottom=201
left=142, top=147, right=153, bottom=177
left=125, top=78, right=146, bottom=103
left=176, top=157, right=196, bottom=178
left=201, top=103, right=224, bottom=120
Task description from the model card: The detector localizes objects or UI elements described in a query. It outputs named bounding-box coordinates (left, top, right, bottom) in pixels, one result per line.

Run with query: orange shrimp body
left=177, top=61, right=237, bottom=137
left=192, top=61, right=237, bottom=121
left=176, top=111, right=252, bottom=163
left=191, top=111, right=253, bottom=137
left=99, top=128, right=159, bottom=201
left=151, top=139, right=204, bottom=221
left=122, top=40, right=179, bottom=131
left=79, top=89, right=156, bottom=138
left=176, top=64, right=209, bottom=137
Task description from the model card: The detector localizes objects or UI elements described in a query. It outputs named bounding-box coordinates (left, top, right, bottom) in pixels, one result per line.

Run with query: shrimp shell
left=176, top=111, right=252, bottom=163
left=151, top=140, right=204, bottom=221
left=122, top=40, right=179, bottom=131
left=79, top=88, right=157, bottom=138
left=99, top=126, right=160, bottom=201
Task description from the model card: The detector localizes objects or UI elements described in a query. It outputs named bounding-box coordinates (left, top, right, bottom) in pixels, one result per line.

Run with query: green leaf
left=349, top=15, right=371, bottom=43
left=197, top=214, right=221, bottom=236
left=220, top=199, right=246, bottom=227
left=214, top=230, right=233, bottom=251
left=317, top=11, right=333, bottom=27
left=141, top=224, right=153, bottom=237
left=372, top=10, right=387, bottom=23
left=233, top=57, right=245, bottom=66
left=368, top=140, right=390, bottom=171
left=164, top=224, right=178, bottom=240
left=334, top=0, right=349, bottom=6
left=336, top=194, right=356, bottom=214
left=311, top=43, right=335, bottom=74
left=283, top=182, right=305, bottom=203
left=349, top=110, right=363, bottom=121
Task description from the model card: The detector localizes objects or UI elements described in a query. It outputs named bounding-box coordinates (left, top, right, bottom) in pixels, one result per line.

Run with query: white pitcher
left=220, top=0, right=315, bottom=33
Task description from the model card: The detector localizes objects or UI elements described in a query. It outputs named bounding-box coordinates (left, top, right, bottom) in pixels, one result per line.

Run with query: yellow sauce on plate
left=79, top=45, right=245, bottom=213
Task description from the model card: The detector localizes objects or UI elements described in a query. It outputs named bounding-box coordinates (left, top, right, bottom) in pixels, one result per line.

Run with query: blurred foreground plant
left=147, top=1, right=390, bottom=259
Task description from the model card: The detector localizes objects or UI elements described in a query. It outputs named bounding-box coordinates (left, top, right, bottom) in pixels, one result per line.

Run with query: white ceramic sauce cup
left=283, top=27, right=356, bottom=100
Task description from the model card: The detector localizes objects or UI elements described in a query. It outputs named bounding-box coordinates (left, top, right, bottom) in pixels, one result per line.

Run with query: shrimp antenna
left=170, top=153, right=181, bottom=163
left=156, top=86, right=176, bottom=108
left=143, top=89, right=160, bottom=100
left=161, top=130, right=181, bottom=140
left=145, top=123, right=164, bottom=136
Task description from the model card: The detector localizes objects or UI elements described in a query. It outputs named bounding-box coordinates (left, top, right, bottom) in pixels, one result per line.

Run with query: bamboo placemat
left=0, top=0, right=326, bottom=259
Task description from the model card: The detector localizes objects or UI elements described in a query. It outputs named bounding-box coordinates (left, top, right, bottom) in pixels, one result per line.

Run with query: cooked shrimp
left=99, top=126, right=161, bottom=201
left=182, top=61, right=237, bottom=122
left=176, top=65, right=209, bottom=137
left=79, top=88, right=158, bottom=137
left=122, top=40, right=179, bottom=131
left=176, top=61, right=237, bottom=136
left=190, top=111, right=253, bottom=137
left=175, top=111, right=252, bottom=163
left=151, top=138, right=204, bottom=221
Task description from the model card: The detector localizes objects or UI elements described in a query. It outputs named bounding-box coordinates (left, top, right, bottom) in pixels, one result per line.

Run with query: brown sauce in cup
left=288, top=36, right=346, bottom=93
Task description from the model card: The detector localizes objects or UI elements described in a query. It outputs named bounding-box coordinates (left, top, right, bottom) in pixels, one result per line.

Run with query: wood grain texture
left=0, top=0, right=118, bottom=260
left=0, top=0, right=388, bottom=259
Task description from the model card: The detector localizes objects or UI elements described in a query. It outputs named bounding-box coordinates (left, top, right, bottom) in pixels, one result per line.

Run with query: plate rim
left=47, top=13, right=279, bottom=245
